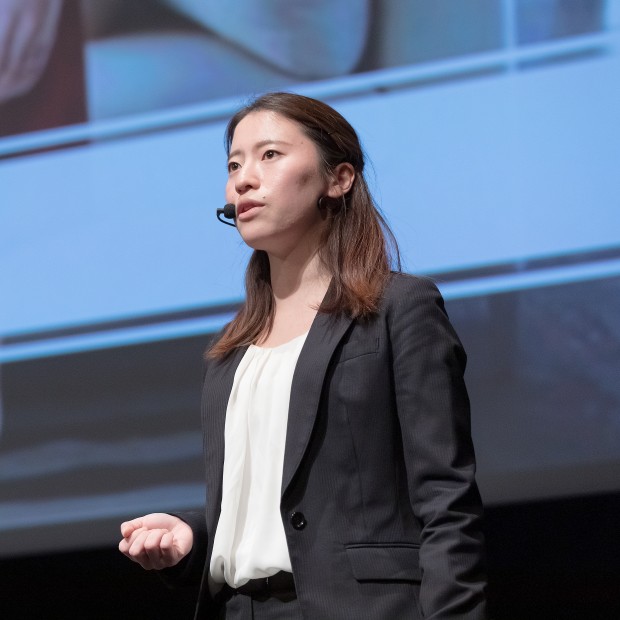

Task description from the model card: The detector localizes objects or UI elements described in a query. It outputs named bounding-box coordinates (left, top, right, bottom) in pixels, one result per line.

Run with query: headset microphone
left=216, top=203, right=236, bottom=227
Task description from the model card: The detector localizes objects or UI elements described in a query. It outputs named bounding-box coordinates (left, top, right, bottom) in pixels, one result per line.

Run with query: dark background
left=1, top=493, right=619, bottom=619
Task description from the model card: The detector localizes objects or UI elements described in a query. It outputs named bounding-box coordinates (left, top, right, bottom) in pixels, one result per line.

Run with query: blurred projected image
left=448, top=275, right=620, bottom=502
left=0, top=336, right=208, bottom=557
left=1, top=0, right=619, bottom=559
left=82, top=0, right=369, bottom=120
left=0, top=0, right=608, bottom=137
left=0, top=0, right=86, bottom=136
left=0, top=0, right=370, bottom=134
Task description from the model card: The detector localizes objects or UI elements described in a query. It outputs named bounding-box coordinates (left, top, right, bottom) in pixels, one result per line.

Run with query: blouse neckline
left=250, top=330, right=310, bottom=352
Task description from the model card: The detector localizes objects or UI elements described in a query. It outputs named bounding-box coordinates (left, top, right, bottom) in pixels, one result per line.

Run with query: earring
left=317, top=196, right=326, bottom=210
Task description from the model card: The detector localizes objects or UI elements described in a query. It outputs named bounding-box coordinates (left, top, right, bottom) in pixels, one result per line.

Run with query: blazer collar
left=206, top=285, right=354, bottom=503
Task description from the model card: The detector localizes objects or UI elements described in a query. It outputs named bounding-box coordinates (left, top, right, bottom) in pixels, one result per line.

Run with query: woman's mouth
left=237, top=200, right=264, bottom=219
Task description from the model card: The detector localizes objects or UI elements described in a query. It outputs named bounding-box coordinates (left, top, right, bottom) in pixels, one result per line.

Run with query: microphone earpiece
left=216, top=203, right=236, bottom=227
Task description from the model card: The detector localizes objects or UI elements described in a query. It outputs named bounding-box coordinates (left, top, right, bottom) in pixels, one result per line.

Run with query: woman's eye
left=227, top=161, right=240, bottom=172
left=263, top=150, right=277, bottom=159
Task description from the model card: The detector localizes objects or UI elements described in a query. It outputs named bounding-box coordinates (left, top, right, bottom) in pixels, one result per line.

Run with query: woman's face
left=225, top=110, right=330, bottom=258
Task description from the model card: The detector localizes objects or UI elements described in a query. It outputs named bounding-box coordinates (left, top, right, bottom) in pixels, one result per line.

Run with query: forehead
left=231, top=110, right=307, bottom=147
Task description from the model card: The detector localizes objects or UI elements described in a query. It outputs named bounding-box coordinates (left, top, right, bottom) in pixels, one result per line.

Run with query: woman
left=119, top=92, right=487, bottom=619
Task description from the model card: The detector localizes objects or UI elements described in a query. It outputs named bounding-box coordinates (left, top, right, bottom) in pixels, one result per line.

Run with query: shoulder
left=382, top=272, right=446, bottom=314
left=380, top=272, right=462, bottom=355
left=385, top=271, right=440, bottom=294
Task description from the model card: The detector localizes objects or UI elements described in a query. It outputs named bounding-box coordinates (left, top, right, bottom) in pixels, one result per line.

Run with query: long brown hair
left=208, top=92, right=400, bottom=358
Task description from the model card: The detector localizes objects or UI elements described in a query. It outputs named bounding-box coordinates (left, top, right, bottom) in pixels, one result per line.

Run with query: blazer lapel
left=281, top=311, right=353, bottom=497
left=203, top=345, right=248, bottom=531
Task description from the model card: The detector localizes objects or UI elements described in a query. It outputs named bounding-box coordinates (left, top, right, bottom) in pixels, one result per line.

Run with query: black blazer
left=172, top=273, right=487, bottom=619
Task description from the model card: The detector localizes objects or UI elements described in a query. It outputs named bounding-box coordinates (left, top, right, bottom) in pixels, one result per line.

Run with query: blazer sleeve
left=388, top=275, right=487, bottom=619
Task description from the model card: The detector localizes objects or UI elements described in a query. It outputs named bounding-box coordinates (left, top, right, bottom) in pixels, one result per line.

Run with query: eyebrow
left=228, top=140, right=292, bottom=160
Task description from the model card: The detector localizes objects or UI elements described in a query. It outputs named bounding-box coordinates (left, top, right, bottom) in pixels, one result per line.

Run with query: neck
left=267, top=245, right=330, bottom=307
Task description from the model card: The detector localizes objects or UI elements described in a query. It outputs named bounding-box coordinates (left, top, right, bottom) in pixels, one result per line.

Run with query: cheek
left=296, top=166, right=323, bottom=190
left=285, top=168, right=325, bottom=206
left=225, top=179, right=236, bottom=201
left=296, top=169, right=316, bottom=187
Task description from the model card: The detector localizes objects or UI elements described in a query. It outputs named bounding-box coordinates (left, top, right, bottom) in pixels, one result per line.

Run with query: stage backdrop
left=1, top=0, right=619, bottom=557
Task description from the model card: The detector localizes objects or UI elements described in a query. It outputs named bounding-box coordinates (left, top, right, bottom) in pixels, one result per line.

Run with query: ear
left=326, top=163, right=355, bottom=199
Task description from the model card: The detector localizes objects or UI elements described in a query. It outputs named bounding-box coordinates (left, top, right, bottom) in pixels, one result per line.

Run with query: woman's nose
left=235, top=163, right=259, bottom=194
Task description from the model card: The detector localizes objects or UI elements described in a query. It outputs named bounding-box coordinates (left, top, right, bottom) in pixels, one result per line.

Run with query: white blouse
left=209, top=331, right=308, bottom=589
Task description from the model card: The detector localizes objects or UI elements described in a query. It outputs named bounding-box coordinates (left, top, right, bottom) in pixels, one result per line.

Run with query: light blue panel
left=0, top=121, right=249, bottom=337
left=336, top=49, right=620, bottom=273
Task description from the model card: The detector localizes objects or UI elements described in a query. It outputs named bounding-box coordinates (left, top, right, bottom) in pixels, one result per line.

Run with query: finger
left=158, top=531, right=189, bottom=569
left=159, top=530, right=175, bottom=555
left=123, top=526, right=150, bottom=553
left=118, top=533, right=143, bottom=557
left=120, top=518, right=144, bottom=538
left=118, top=537, right=129, bottom=555
left=126, top=528, right=151, bottom=555
left=142, top=529, right=169, bottom=570
left=160, top=531, right=185, bottom=565
left=124, top=529, right=153, bottom=567
left=118, top=529, right=147, bottom=560
left=128, top=528, right=167, bottom=570
left=170, top=524, right=194, bottom=557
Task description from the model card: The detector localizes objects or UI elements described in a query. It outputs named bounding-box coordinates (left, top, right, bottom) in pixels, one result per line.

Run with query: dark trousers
left=221, top=591, right=303, bottom=619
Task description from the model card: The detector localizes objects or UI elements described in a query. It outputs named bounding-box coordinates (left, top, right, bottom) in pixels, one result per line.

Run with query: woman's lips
left=237, top=201, right=264, bottom=220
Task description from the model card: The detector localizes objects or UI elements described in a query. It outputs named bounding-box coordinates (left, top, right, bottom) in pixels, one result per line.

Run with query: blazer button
left=290, top=511, right=307, bottom=530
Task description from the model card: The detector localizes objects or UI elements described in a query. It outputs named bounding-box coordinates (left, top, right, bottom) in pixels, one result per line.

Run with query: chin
left=238, top=223, right=277, bottom=248
left=238, top=230, right=269, bottom=252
